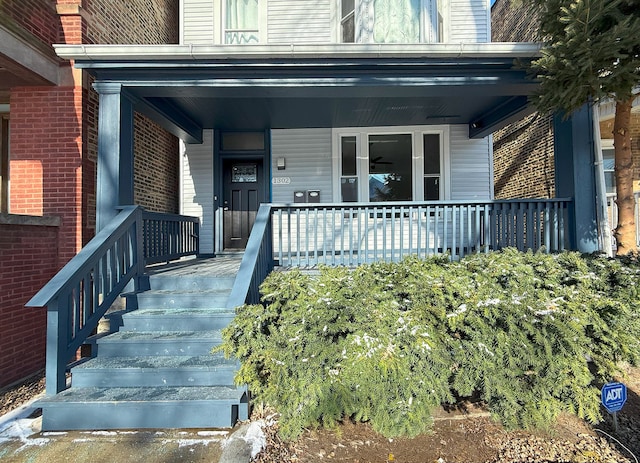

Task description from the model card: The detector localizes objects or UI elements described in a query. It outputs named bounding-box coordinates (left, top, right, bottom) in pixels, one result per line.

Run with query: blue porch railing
left=26, top=206, right=199, bottom=394
left=228, top=205, right=274, bottom=307
left=230, top=198, right=573, bottom=306
left=269, top=199, right=572, bottom=268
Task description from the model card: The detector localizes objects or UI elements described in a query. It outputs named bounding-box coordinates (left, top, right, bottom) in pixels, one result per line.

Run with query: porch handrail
left=227, top=204, right=275, bottom=308
left=26, top=206, right=200, bottom=394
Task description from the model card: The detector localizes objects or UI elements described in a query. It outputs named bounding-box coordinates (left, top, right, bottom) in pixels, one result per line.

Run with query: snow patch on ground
left=197, top=430, right=229, bottom=437
left=243, top=420, right=267, bottom=458
left=0, top=418, right=49, bottom=452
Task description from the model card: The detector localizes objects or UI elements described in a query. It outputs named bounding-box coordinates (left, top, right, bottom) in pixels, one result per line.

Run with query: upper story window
left=225, top=0, right=259, bottom=44
left=341, top=0, right=439, bottom=43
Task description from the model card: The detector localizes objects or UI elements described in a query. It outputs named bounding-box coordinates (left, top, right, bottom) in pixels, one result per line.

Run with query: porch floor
left=145, top=253, right=244, bottom=278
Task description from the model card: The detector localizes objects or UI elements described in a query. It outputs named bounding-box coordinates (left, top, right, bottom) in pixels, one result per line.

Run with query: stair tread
left=39, top=385, right=246, bottom=405
left=126, top=308, right=235, bottom=315
left=140, top=288, right=231, bottom=295
left=98, top=330, right=223, bottom=343
left=74, top=354, right=236, bottom=370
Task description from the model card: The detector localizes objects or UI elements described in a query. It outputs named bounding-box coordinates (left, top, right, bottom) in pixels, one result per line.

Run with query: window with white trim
left=601, top=139, right=616, bottom=194
left=334, top=127, right=446, bottom=202
left=340, top=0, right=440, bottom=43
left=224, top=0, right=260, bottom=44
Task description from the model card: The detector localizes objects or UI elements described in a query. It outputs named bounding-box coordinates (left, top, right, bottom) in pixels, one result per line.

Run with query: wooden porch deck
left=146, top=253, right=244, bottom=279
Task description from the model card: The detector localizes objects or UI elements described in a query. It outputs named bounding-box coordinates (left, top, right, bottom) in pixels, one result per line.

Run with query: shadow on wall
left=493, top=113, right=555, bottom=199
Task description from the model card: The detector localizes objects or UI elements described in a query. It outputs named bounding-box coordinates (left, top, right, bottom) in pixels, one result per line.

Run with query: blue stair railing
left=27, top=206, right=199, bottom=395
left=227, top=204, right=275, bottom=308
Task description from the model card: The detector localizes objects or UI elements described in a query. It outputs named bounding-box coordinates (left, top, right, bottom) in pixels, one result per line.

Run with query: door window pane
left=424, top=177, right=439, bottom=200
left=225, top=0, right=259, bottom=44
left=341, top=136, right=357, bottom=176
left=368, top=134, right=412, bottom=201
left=341, top=177, right=358, bottom=202
left=423, top=133, right=440, bottom=200
left=340, top=136, right=358, bottom=201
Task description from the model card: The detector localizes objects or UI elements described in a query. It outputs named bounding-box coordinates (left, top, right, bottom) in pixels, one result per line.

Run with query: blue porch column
left=553, top=105, right=599, bottom=253
left=94, top=82, right=135, bottom=231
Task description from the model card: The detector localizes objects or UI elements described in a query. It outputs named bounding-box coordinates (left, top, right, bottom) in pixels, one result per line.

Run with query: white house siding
left=181, top=129, right=215, bottom=254
left=448, top=0, right=489, bottom=43
left=180, top=0, right=489, bottom=45
left=271, top=128, right=333, bottom=203
left=266, top=0, right=333, bottom=44
left=181, top=0, right=216, bottom=44
left=449, top=125, right=492, bottom=200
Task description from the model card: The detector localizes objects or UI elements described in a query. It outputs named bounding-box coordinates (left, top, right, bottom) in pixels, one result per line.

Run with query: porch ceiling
left=63, top=44, right=540, bottom=142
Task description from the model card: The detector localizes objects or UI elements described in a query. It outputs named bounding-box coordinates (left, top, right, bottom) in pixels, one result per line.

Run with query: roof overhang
left=56, top=43, right=542, bottom=142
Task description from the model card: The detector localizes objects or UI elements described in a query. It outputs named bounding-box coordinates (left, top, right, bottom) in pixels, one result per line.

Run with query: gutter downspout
left=592, top=104, right=613, bottom=256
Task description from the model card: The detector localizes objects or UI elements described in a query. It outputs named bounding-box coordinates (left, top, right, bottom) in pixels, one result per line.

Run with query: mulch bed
left=0, top=372, right=45, bottom=417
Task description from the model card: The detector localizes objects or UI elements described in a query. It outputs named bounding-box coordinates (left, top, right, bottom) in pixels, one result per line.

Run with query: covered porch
left=53, top=43, right=600, bottom=260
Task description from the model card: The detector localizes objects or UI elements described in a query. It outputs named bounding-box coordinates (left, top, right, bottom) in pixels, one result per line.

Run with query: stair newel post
left=134, top=206, right=148, bottom=292
left=46, top=297, right=70, bottom=395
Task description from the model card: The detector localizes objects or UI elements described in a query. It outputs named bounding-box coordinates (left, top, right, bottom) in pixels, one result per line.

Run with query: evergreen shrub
left=219, top=249, right=640, bottom=439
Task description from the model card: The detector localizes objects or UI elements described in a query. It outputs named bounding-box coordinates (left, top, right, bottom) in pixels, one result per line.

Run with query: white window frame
left=214, top=0, right=267, bottom=44
left=338, top=0, right=440, bottom=44
left=332, top=125, right=450, bottom=202
left=601, top=138, right=616, bottom=194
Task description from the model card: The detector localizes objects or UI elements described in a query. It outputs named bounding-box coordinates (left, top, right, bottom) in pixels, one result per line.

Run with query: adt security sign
left=601, top=382, right=627, bottom=413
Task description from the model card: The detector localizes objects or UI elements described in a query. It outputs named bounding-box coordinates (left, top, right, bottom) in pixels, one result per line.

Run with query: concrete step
left=134, top=289, right=231, bottom=310
left=96, top=330, right=223, bottom=357
left=71, top=354, right=238, bottom=388
left=121, top=308, right=236, bottom=332
left=148, top=274, right=236, bottom=291
left=39, top=386, right=248, bottom=431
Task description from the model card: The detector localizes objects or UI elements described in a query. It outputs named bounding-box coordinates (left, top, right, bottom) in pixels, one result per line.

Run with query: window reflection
left=368, top=134, right=413, bottom=201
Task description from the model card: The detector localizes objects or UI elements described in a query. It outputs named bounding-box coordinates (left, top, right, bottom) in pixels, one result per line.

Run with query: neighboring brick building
left=491, top=0, right=556, bottom=200
left=491, top=0, right=639, bottom=204
left=0, top=0, right=179, bottom=389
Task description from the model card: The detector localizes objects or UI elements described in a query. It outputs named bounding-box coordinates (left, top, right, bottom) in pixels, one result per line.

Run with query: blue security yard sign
left=601, top=382, right=627, bottom=413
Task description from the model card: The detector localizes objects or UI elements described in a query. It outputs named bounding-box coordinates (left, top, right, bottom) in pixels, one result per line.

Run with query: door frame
left=213, top=130, right=271, bottom=253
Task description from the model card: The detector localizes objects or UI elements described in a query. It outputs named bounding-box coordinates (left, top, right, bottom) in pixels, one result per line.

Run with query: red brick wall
left=134, top=114, right=180, bottom=213
left=493, top=113, right=556, bottom=199
left=0, top=218, right=59, bottom=389
left=81, top=0, right=181, bottom=218
left=86, top=0, right=178, bottom=45
left=2, top=0, right=179, bottom=386
left=0, top=0, right=60, bottom=49
left=9, top=87, right=84, bottom=265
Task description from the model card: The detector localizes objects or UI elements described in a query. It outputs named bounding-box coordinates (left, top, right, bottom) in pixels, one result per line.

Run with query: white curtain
left=226, top=0, right=259, bottom=44
left=373, top=0, right=421, bottom=43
